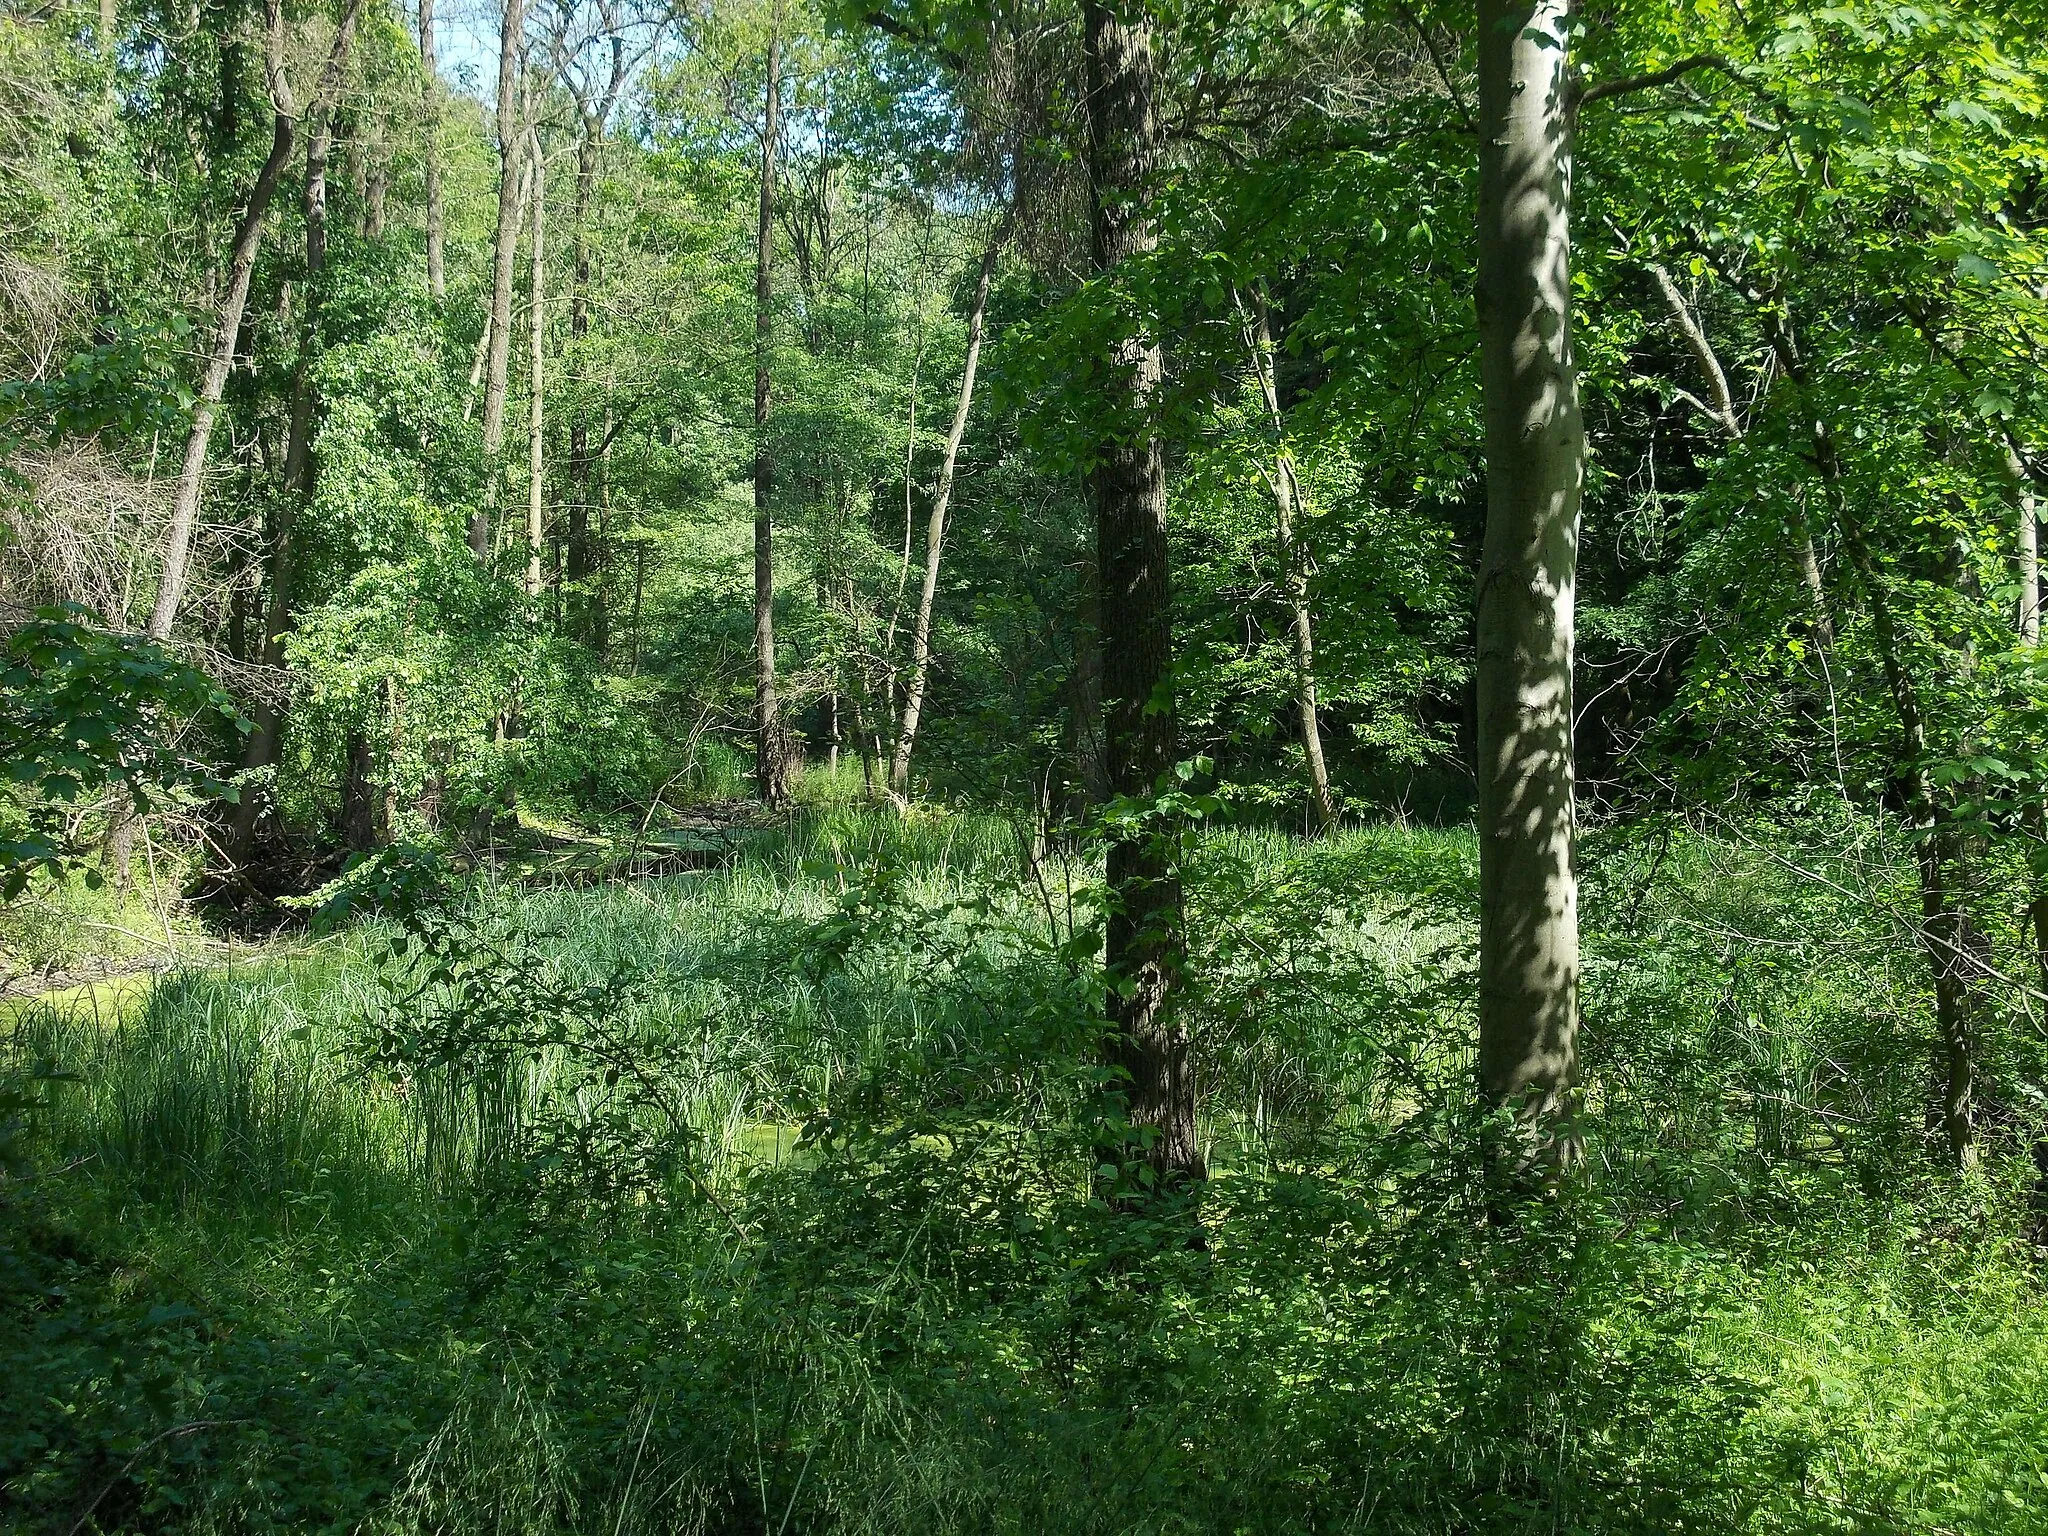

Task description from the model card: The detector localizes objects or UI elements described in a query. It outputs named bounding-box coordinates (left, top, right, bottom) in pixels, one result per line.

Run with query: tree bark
left=525, top=125, right=545, bottom=597
left=2013, top=446, right=2040, bottom=647
left=418, top=0, right=445, bottom=299
left=233, top=85, right=347, bottom=857
left=147, top=0, right=300, bottom=643
left=1082, top=0, right=1196, bottom=1188
left=566, top=37, right=624, bottom=645
left=474, top=0, right=527, bottom=561
left=889, top=224, right=1002, bottom=793
left=1473, top=0, right=1582, bottom=1147
left=1241, top=290, right=1335, bottom=834
left=753, top=29, right=789, bottom=805
left=567, top=125, right=598, bottom=634
left=1762, top=304, right=1977, bottom=1167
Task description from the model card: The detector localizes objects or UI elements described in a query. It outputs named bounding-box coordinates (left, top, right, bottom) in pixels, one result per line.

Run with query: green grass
left=4, top=809, right=2047, bottom=1533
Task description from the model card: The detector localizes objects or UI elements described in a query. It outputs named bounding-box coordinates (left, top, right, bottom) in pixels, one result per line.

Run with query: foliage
left=6, top=815, right=2048, bottom=1532
left=0, top=608, right=246, bottom=897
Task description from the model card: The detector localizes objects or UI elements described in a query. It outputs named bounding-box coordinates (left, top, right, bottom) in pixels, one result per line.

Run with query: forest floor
left=4, top=803, right=2048, bottom=1534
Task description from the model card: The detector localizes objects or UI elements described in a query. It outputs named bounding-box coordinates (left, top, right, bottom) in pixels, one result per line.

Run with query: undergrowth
left=3, top=811, right=2046, bottom=1533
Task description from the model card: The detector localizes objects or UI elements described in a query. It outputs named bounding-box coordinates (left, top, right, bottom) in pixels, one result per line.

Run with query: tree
left=232, top=0, right=364, bottom=857
left=1472, top=0, right=1582, bottom=1151
left=889, top=217, right=1002, bottom=794
left=1082, top=0, right=1197, bottom=1187
left=1237, top=286, right=1335, bottom=834
left=475, top=0, right=529, bottom=561
left=753, top=19, right=790, bottom=805
left=419, top=0, right=445, bottom=299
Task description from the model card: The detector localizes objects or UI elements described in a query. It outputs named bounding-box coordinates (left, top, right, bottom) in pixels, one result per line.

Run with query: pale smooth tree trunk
left=466, top=153, right=533, bottom=417
left=1082, top=0, right=1197, bottom=1188
left=474, top=0, right=526, bottom=561
left=525, top=126, right=545, bottom=597
left=1242, top=291, right=1335, bottom=834
left=2013, top=446, right=2040, bottom=646
left=889, top=225, right=1002, bottom=794
left=753, top=29, right=789, bottom=805
left=418, top=0, right=444, bottom=298
left=1473, top=0, right=1581, bottom=1146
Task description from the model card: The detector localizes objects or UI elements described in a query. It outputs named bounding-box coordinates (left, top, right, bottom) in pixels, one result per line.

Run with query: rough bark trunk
left=418, top=0, right=445, bottom=299
left=340, top=725, right=377, bottom=850
left=889, top=226, right=1001, bottom=794
left=1765, top=302, right=1977, bottom=1167
left=474, top=0, right=526, bottom=561
left=1850, top=524, right=1978, bottom=1167
left=753, top=30, right=789, bottom=805
left=1083, top=0, right=1196, bottom=1188
left=525, top=126, right=545, bottom=597
left=1473, top=0, right=1582, bottom=1145
left=1242, top=291, right=1335, bottom=834
left=233, top=91, right=344, bottom=856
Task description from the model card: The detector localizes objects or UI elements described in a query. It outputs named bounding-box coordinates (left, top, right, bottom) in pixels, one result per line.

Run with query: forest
left=4, top=0, right=2048, bottom=1529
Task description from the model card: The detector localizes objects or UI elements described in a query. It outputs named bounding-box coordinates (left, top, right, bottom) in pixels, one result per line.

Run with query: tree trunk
left=889, top=225, right=1001, bottom=794
left=525, top=126, right=545, bottom=597
left=1473, top=0, right=1582, bottom=1148
left=466, top=152, right=532, bottom=418
left=233, top=90, right=345, bottom=857
left=147, top=0, right=299, bottom=643
left=1849, top=523, right=1978, bottom=1167
left=629, top=539, right=645, bottom=673
left=1082, top=0, right=1196, bottom=1188
left=340, top=725, right=377, bottom=850
left=474, top=0, right=526, bottom=561
left=418, top=0, right=445, bottom=299
left=565, top=38, right=625, bottom=646
left=2014, top=446, right=2040, bottom=646
left=1242, top=291, right=1334, bottom=834
left=567, top=126, right=598, bottom=638
left=1764, top=300, right=1978, bottom=1168
left=753, top=30, right=789, bottom=805
left=2010, top=445, right=2048, bottom=1001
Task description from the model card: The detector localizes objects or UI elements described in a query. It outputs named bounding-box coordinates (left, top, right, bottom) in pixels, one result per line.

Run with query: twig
left=68, top=1420, right=247, bottom=1536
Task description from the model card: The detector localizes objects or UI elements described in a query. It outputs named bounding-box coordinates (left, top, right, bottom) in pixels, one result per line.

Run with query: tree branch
left=1579, top=53, right=1735, bottom=109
